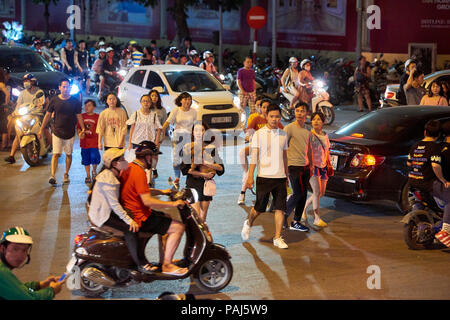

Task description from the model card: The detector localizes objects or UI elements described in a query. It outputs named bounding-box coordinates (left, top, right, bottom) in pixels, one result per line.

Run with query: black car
left=0, top=45, right=68, bottom=100
left=326, top=106, right=450, bottom=213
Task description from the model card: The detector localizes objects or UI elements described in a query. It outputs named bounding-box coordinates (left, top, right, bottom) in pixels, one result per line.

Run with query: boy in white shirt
left=241, top=103, right=290, bottom=249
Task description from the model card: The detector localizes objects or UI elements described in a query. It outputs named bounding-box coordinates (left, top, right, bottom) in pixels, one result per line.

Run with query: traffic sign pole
left=247, top=6, right=267, bottom=68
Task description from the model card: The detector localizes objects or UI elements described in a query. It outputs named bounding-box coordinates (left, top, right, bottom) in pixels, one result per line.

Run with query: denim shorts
left=81, top=148, right=101, bottom=166
left=313, top=166, right=328, bottom=181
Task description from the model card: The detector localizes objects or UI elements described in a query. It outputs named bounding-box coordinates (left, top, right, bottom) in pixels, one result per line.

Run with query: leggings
left=303, top=173, right=328, bottom=215
left=103, top=214, right=142, bottom=266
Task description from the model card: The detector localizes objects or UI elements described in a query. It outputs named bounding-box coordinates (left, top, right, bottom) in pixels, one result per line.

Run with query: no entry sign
left=246, top=6, right=267, bottom=30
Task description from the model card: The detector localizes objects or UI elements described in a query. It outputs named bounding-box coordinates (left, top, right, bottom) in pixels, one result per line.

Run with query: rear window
left=335, top=111, right=423, bottom=142
left=163, top=71, right=225, bottom=92
left=0, top=50, right=54, bottom=73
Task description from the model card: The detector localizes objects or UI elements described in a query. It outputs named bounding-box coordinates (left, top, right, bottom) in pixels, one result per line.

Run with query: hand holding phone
left=58, top=273, right=67, bottom=282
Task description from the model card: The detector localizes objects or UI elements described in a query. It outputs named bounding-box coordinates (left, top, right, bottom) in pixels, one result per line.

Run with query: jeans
left=433, top=180, right=450, bottom=224
left=285, top=165, right=310, bottom=222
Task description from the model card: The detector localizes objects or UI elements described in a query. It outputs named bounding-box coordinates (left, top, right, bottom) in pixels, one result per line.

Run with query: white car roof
left=132, top=64, right=203, bottom=73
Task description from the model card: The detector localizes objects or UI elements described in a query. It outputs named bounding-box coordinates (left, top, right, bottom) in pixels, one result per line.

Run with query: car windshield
left=335, top=111, right=423, bottom=142
left=163, top=71, right=225, bottom=92
left=0, top=51, right=54, bottom=73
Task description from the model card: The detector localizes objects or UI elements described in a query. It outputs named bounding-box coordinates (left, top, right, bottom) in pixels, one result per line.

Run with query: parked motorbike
left=91, top=71, right=124, bottom=102
left=11, top=92, right=51, bottom=166
left=64, top=178, right=233, bottom=297
left=401, top=189, right=445, bottom=250
left=280, top=79, right=335, bottom=125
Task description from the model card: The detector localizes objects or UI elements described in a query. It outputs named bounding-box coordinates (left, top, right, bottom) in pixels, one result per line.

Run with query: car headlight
left=233, top=95, right=240, bottom=108
left=240, top=112, right=246, bottom=124
left=12, top=88, right=21, bottom=97
left=315, top=80, right=325, bottom=88
left=191, top=100, right=200, bottom=109
left=18, top=107, right=28, bottom=116
left=70, top=83, right=80, bottom=95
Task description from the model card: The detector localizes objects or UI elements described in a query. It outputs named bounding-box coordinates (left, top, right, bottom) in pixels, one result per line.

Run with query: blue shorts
left=81, top=148, right=101, bottom=166
left=313, top=166, right=328, bottom=181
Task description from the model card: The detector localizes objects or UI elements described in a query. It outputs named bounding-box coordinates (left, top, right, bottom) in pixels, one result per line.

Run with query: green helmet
left=1, top=227, right=33, bottom=245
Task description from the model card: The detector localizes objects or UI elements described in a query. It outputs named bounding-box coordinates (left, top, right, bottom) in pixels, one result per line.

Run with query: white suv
left=118, top=64, right=245, bottom=132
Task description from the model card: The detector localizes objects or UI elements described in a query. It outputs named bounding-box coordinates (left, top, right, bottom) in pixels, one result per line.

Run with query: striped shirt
left=131, top=51, right=143, bottom=67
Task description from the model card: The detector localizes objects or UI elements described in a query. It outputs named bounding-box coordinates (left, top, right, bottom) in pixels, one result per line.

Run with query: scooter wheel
left=403, top=211, right=435, bottom=250
left=192, top=257, right=233, bottom=293
left=79, top=262, right=109, bottom=297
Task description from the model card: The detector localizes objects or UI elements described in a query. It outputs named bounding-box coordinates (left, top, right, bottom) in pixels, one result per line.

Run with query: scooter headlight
left=16, top=119, right=23, bottom=128
left=315, top=80, right=325, bottom=88
left=70, top=83, right=80, bottom=95
left=219, top=74, right=225, bottom=81
left=12, top=88, right=21, bottom=97
left=118, top=69, right=127, bottom=77
left=18, top=107, right=28, bottom=116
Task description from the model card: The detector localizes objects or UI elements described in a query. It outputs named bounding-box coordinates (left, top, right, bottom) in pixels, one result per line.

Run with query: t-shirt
left=77, top=113, right=99, bottom=149
left=47, top=95, right=82, bottom=139
left=420, top=95, right=449, bottom=106
left=407, top=141, right=440, bottom=192
left=431, top=142, right=450, bottom=182
left=119, top=162, right=151, bottom=227
left=310, top=132, right=330, bottom=169
left=250, top=126, right=288, bottom=178
left=102, top=58, right=120, bottom=73
left=96, top=107, right=128, bottom=148
left=284, top=122, right=310, bottom=167
left=166, top=107, right=197, bottom=133
left=126, top=110, right=162, bottom=145
left=398, top=73, right=409, bottom=105
left=16, top=88, right=43, bottom=109
left=405, top=86, right=427, bottom=105
left=246, top=112, right=260, bottom=128
left=237, top=68, right=255, bottom=93
left=132, top=51, right=143, bottom=67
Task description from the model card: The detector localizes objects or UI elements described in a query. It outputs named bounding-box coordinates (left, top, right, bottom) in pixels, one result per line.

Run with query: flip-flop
left=138, top=264, right=155, bottom=275
left=162, top=267, right=188, bottom=276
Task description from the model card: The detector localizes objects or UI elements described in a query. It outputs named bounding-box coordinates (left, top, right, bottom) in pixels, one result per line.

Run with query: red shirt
left=119, top=162, right=151, bottom=227
left=77, top=113, right=99, bottom=149
left=247, top=115, right=284, bottom=132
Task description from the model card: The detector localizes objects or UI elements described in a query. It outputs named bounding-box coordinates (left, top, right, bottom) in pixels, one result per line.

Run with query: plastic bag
left=124, top=148, right=136, bottom=163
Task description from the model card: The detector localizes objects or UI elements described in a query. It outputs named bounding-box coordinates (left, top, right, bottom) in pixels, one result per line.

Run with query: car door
left=121, top=68, right=148, bottom=115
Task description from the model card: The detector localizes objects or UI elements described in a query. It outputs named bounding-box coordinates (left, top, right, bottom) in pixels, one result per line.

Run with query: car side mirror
left=153, top=86, right=164, bottom=93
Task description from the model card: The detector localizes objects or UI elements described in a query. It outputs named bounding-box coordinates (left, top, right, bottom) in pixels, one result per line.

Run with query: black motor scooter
left=65, top=179, right=233, bottom=297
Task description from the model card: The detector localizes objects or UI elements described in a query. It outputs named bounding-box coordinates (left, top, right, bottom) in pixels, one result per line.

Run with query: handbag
left=203, top=179, right=217, bottom=196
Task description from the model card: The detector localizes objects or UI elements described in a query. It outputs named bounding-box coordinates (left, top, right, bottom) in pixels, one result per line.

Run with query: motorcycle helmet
left=404, top=59, right=417, bottom=71
left=23, top=73, right=37, bottom=82
left=106, top=47, right=114, bottom=53
left=135, top=140, right=162, bottom=157
left=189, top=49, right=199, bottom=58
left=203, top=51, right=214, bottom=60
left=300, top=59, right=311, bottom=69
left=289, top=57, right=298, bottom=64
left=0, top=227, right=33, bottom=268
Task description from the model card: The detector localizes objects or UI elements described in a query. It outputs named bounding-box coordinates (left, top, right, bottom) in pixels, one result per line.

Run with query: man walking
left=237, top=57, right=256, bottom=114
left=242, top=104, right=290, bottom=249
left=39, top=79, right=85, bottom=185
left=283, top=102, right=311, bottom=232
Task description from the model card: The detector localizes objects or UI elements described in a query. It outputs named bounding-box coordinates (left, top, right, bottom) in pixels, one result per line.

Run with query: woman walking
left=97, top=93, right=128, bottom=150
left=161, top=92, right=197, bottom=187
left=302, top=112, right=331, bottom=228
left=354, top=56, right=372, bottom=112
left=149, top=89, right=167, bottom=178
left=181, top=121, right=224, bottom=222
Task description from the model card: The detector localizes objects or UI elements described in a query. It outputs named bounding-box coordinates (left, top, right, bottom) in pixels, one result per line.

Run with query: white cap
left=106, top=47, right=114, bottom=53
left=98, top=48, right=106, bottom=53
left=98, top=41, right=106, bottom=46
left=103, top=148, right=125, bottom=168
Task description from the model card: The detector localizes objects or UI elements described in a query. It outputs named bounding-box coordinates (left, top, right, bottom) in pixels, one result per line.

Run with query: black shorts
left=254, top=177, right=287, bottom=213
left=186, top=176, right=213, bottom=202
left=140, top=210, right=172, bottom=235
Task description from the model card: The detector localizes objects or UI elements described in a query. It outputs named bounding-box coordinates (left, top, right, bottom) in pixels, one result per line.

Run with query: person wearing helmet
left=398, top=58, right=418, bottom=105
left=5, top=74, right=47, bottom=164
left=165, top=47, right=179, bottom=65
left=179, top=36, right=196, bottom=56
left=281, top=57, right=299, bottom=96
left=100, top=47, right=121, bottom=99
left=200, top=51, right=218, bottom=76
left=119, top=141, right=188, bottom=275
left=187, top=50, right=201, bottom=67
left=290, top=59, right=314, bottom=109
left=0, top=227, right=65, bottom=299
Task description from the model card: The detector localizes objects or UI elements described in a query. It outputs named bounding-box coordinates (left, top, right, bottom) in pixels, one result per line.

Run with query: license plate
left=65, top=255, right=81, bottom=290
left=331, top=155, right=338, bottom=170
left=211, top=116, right=232, bottom=124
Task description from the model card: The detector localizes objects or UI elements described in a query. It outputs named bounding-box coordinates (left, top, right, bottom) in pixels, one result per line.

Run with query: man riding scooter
left=119, top=141, right=188, bottom=276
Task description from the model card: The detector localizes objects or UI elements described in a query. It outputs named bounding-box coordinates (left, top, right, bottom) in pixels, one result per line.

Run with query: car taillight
left=413, top=191, right=423, bottom=201
left=74, top=234, right=84, bottom=245
left=350, top=153, right=385, bottom=168
left=385, top=91, right=395, bottom=99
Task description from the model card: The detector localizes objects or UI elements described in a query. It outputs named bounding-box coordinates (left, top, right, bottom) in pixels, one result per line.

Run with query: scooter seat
left=92, top=226, right=153, bottom=238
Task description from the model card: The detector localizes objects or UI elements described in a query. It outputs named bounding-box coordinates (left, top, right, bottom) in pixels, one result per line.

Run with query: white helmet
left=289, top=57, right=298, bottom=64
left=300, top=59, right=311, bottom=69
left=203, top=51, right=213, bottom=60
left=404, top=58, right=417, bottom=71
left=189, top=50, right=199, bottom=57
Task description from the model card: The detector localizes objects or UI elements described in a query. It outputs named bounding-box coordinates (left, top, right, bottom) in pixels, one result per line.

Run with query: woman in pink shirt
left=420, top=81, right=449, bottom=106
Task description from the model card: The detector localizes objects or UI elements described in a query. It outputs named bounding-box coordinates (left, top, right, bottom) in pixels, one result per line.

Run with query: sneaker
left=63, top=173, right=70, bottom=184
left=241, top=219, right=251, bottom=241
left=435, top=230, right=450, bottom=247
left=49, top=176, right=57, bottom=185
left=4, top=156, right=15, bottom=164
left=273, top=237, right=288, bottom=249
left=237, top=193, right=245, bottom=205
left=85, top=177, right=92, bottom=184
left=313, top=219, right=328, bottom=228
left=152, top=169, right=158, bottom=179
left=289, top=221, right=310, bottom=232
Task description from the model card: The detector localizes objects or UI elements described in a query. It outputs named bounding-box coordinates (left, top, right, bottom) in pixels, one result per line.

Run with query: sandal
left=138, top=264, right=156, bottom=274
left=162, top=267, right=188, bottom=276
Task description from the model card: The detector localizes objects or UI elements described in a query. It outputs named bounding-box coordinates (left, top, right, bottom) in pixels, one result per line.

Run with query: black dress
left=181, top=144, right=224, bottom=202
